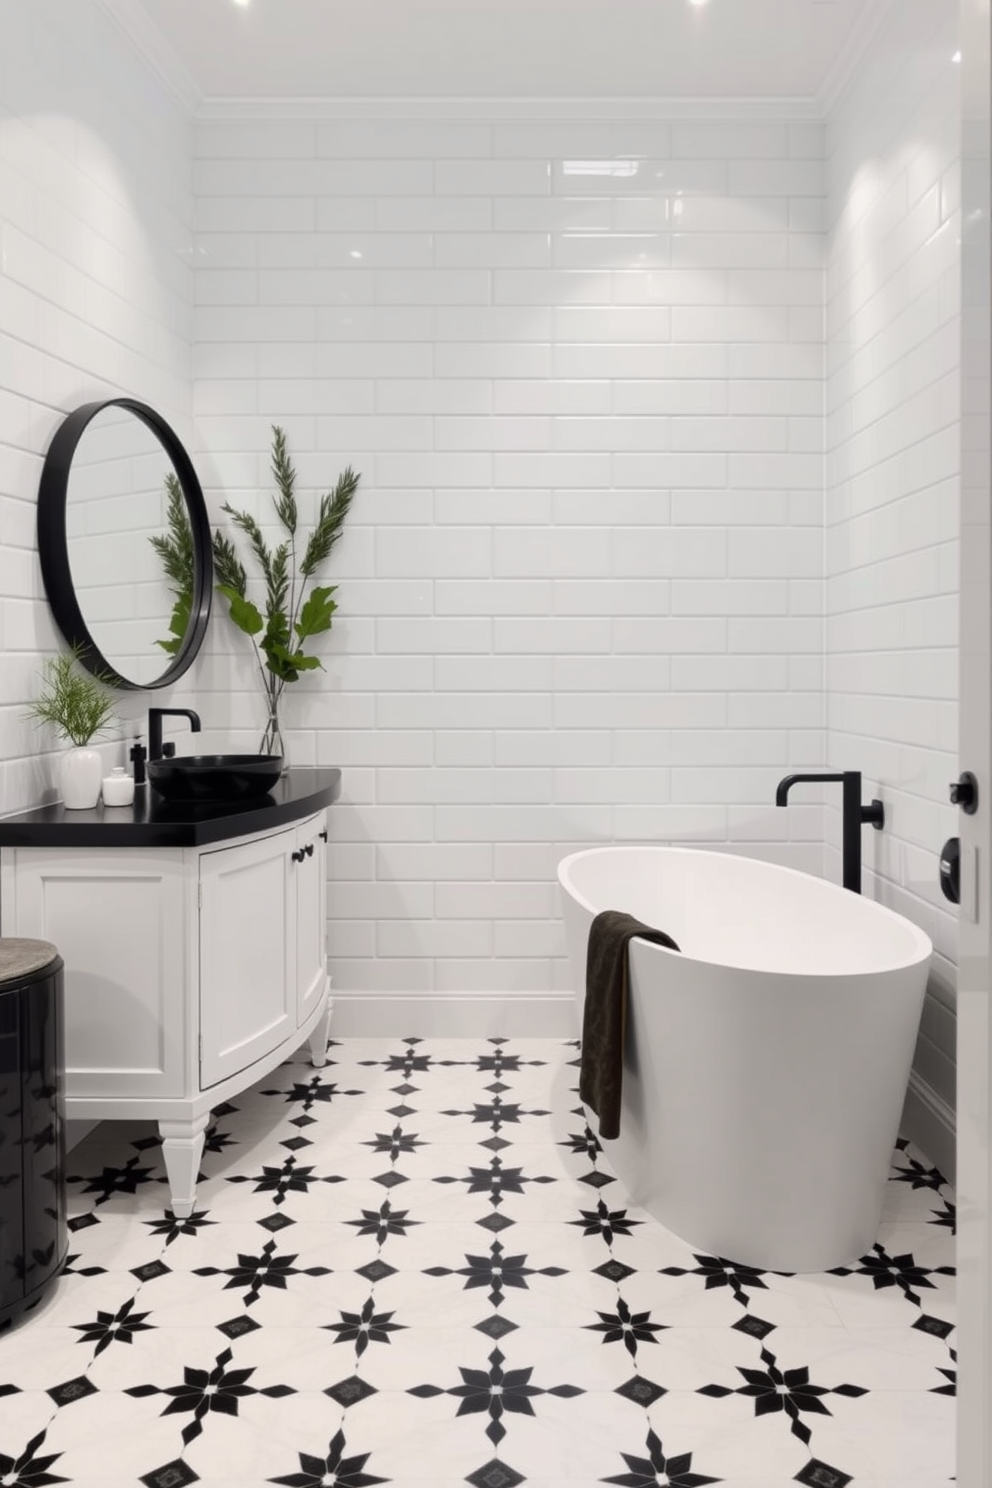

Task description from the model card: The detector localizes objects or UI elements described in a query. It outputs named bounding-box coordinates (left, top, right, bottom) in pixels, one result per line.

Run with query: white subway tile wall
left=0, top=0, right=197, bottom=811
left=193, top=114, right=828, bottom=1002
left=826, top=0, right=960, bottom=1131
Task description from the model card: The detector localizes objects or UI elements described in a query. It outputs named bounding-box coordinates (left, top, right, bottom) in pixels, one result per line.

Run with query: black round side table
left=0, top=939, right=67, bottom=1327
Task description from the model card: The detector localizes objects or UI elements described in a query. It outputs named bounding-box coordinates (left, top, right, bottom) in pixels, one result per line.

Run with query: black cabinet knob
left=291, top=848, right=305, bottom=864
left=939, top=837, right=960, bottom=904
left=950, top=772, right=978, bottom=814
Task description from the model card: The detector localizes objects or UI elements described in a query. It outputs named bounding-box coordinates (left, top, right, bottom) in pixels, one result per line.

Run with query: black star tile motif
left=193, top=1238, right=330, bottom=1306
left=698, top=1346, right=867, bottom=1446
left=324, top=1296, right=405, bottom=1357
left=570, top=1200, right=642, bottom=1243
left=659, top=1253, right=770, bottom=1307
left=268, top=1426, right=387, bottom=1487
left=144, top=1210, right=215, bottom=1246
left=424, top=1237, right=566, bottom=1308
left=890, top=1156, right=947, bottom=1191
left=408, top=1344, right=582, bottom=1446
left=71, top=1296, right=153, bottom=1354
left=586, top=1296, right=666, bottom=1358
left=434, top=1154, right=556, bottom=1207
left=127, top=1346, right=295, bottom=1445
left=227, top=1155, right=346, bottom=1205
left=602, top=1426, right=719, bottom=1487
left=0, top=1429, right=67, bottom=1487
left=22, top=1039, right=954, bottom=1486
left=828, top=1241, right=955, bottom=1306
left=69, top=1155, right=157, bottom=1204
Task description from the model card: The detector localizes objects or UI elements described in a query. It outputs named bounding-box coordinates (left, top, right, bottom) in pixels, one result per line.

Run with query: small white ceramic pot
left=60, top=746, right=103, bottom=809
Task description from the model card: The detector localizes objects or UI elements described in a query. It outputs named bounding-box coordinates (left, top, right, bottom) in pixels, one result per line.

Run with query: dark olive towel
left=579, top=909, right=681, bottom=1141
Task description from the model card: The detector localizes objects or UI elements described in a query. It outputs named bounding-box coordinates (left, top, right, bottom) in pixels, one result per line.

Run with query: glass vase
left=259, top=696, right=289, bottom=773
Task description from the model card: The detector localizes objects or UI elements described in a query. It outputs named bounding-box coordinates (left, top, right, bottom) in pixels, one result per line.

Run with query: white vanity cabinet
left=0, top=771, right=340, bottom=1217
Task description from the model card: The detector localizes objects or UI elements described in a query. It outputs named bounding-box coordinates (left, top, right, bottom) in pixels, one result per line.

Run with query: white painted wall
left=825, top=0, right=960, bottom=1175
left=192, top=111, right=827, bottom=1017
left=0, top=0, right=196, bottom=816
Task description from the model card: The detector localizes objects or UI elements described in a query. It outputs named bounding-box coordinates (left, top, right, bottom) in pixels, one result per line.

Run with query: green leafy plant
left=212, top=426, right=360, bottom=754
left=26, top=646, right=117, bottom=747
left=149, top=473, right=194, bottom=656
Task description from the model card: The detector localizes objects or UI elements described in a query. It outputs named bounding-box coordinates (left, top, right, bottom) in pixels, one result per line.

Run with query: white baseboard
left=329, top=990, right=577, bottom=1038
left=901, top=1071, right=956, bottom=1187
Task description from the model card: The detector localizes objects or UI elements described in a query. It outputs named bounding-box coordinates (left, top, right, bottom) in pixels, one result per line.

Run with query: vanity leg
left=159, top=1113, right=210, bottom=1218
left=309, top=985, right=333, bottom=1068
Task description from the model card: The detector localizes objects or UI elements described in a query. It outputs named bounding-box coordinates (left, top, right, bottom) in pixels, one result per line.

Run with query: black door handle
left=319, top=830, right=328, bottom=842
left=304, top=842, right=314, bottom=857
left=939, top=837, right=960, bottom=904
left=950, top=772, right=978, bottom=814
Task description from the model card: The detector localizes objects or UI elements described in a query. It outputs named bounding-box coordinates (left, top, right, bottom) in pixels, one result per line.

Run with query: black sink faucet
left=148, top=708, right=201, bottom=762
left=775, top=771, right=885, bottom=895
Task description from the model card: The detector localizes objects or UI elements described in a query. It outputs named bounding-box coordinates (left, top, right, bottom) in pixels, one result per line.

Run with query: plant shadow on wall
left=210, top=427, right=360, bottom=765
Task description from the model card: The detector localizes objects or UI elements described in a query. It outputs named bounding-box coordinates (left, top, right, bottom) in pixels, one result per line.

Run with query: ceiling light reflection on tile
left=563, top=160, right=640, bottom=178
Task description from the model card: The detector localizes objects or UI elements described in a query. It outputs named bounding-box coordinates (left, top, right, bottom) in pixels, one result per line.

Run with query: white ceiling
left=121, top=0, right=890, bottom=108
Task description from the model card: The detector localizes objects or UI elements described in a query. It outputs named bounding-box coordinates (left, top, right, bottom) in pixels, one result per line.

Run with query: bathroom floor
left=3, top=1037, right=955, bottom=1487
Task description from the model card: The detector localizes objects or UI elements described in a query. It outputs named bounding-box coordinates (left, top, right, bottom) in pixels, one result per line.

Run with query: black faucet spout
left=148, top=708, right=202, bottom=762
left=775, top=770, right=884, bottom=895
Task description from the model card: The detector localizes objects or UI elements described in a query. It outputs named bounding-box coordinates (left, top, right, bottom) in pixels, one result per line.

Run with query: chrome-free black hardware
left=319, top=830, right=328, bottom=842
left=950, top=772, right=978, bottom=814
left=291, top=848, right=306, bottom=863
left=304, top=842, right=314, bottom=857
left=129, top=740, right=147, bottom=786
left=148, top=708, right=201, bottom=762
left=775, top=771, right=884, bottom=895
left=939, top=837, right=961, bottom=904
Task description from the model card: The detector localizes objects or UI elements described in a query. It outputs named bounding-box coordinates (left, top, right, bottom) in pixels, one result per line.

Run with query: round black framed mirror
left=38, top=398, right=212, bottom=691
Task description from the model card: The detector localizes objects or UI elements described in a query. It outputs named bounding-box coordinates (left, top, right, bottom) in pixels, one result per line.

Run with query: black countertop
left=0, top=769, right=342, bottom=849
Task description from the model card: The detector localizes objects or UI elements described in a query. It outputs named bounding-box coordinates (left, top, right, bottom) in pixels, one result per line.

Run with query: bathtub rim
left=557, top=843, right=934, bottom=979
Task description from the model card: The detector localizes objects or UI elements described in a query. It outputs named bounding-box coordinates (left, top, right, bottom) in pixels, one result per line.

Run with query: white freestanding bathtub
left=557, top=846, right=933, bottom=1272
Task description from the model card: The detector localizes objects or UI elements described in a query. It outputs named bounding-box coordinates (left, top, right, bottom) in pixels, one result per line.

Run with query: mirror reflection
left=38, top=396, right=212, bottom=692
left=65, top=409, right=192, bottom=687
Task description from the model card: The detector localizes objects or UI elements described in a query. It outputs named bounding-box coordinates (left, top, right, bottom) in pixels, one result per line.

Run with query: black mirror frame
left=37, top=398, right=213, bottom=691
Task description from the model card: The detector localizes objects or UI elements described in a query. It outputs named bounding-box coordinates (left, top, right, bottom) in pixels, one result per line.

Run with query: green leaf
left=155, top=590, right=192, bottom=655
left=218, top=584, right=264, bottom=636
left=271, top=425, right=298, bottom=536
left=295, top=585, right=338, bottom=642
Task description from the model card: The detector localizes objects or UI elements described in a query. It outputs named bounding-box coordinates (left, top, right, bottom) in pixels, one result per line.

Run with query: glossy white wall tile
left=0, top=0, right=196, bottom=814
left=194, top=110, right=826, bottom=1002
left=825, top=0, right=960, bottom=1171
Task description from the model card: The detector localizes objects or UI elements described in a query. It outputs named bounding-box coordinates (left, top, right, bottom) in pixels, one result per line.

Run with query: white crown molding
left=195, top=95, right=823, bottom=122
left=817, top=0, right=899, bottom=118
left=93, top=0, right=202, bottom=116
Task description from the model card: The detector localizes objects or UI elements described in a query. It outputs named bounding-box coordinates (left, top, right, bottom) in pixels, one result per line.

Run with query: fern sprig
left=300, top=467, right=360, bottom=578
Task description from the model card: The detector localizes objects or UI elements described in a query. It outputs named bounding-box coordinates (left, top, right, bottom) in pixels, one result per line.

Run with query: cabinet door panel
left=296, top=813, right=327, bottom=1025
left=12, top=852, right=186, bottom=1098
left=199, top=831, right=294, bottom=1089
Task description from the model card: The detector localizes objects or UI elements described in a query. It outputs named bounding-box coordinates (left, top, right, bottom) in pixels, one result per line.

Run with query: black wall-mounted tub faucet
left=775, top=771, right=884, bottom=894
left=148, top=708, right=201, bottom=762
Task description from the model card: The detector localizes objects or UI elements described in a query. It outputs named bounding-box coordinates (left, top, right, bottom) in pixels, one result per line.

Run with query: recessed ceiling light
left=952, top=50, right=962, bottom=63
left=687, top=0, right=710, bottom=8
left=232, top=0, right=250, bottom=7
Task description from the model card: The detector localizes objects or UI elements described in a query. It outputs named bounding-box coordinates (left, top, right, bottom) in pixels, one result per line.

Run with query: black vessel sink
left=146, top=754, right=284, bottom=803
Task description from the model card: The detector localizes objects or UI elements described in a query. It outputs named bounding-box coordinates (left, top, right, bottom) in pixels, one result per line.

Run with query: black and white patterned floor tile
left=0, top=1038, right=955, bottom=1486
